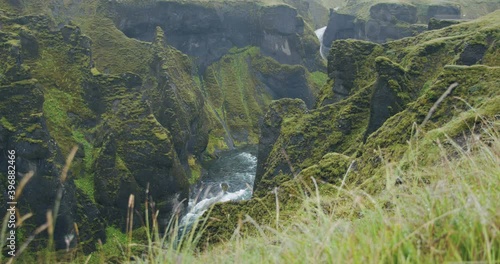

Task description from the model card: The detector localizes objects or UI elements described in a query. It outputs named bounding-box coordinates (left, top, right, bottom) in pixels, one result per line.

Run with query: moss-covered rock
left=254, top=84, right=372, bottom=197
left=0, top=12, right=106, bottom=251
left=254, top=98, right=308, bottom=192
left=201, top=46, right=322, bottom=153
left=318, top=39, right=382, bottom=106
left=428, top=18, right=462, bottom=30
left=357, top=65, right=500, bottom=193
left=365, top=56, right=410, bottom=137
left=91, top=71, right=190, bottom=228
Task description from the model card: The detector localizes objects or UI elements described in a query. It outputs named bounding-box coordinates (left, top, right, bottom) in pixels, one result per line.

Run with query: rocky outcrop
left=428, top=18, right=463, bottom=30
left=365, top=57, right=410, bottom=138
left=321, top=2, right=464, bottom=51
left=322, top=4, right=427, bottom=47
left=254, top=99, right=307, bottom=192
left=322, top=11, right=361, bottom=46
left=320, top=40, right=382, bottom=105
left=427, top=4, right=461, bottom=21
left=370, top=3, right=418, bottom=24
left=108, top=1, right=322, bottom=73
left=0, top=14, right=106, bottom=252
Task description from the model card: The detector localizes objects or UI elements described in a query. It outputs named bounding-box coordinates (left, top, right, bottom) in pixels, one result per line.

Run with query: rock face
left=254, top=98, right=307, bottom=192
left=365, top=57, right=410, bottom=138
left=109, top=1, right=321, bottom=72
left=321, top=2, right=464, bottom=50
left=322, top=11, right=361, bottom=46
left=370, top=3, right=418, bottom=24
left=322, top=40, right=382, bottom=105
left=322, top=4, right=426, bottom=47
left=427, top=4, right=461, bottom=21
left=428, top=18, right=463, bottom=30
left=0, top=14, right=106, bottom=252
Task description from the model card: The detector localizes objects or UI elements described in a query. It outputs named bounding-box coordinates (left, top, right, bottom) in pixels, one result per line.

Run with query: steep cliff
left=109, top=1, right=324, bottom=73
left=321, top=0, right=500, bottom=53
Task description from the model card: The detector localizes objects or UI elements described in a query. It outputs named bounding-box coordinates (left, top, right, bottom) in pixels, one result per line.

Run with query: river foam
left=180, top=149, right=257, bottom=227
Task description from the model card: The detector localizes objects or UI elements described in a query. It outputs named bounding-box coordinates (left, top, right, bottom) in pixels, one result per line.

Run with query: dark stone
left=5, top=64, right=31, bottom=82
left=326, top=40, right=381, bottom=103
left=19, top=30, right=39, bottom=59
left=323, top=4, right=423, bottom=48
left=427, top=5, right=461, bottom=21
left=370, top=3, right=418, bottom=24
left=365, top=57, right=408, bottom=139
left=254, top=99, right=307, bottom=192
left=428, top=18, right=462, bottom=30
left=256, top=66, right=315, bottom=108
left=322, top=11, right=360, bottom=47
left=457, top=43, right=488, bottom=66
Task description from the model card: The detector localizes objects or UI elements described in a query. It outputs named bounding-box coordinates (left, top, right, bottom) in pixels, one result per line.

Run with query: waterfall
left=315, top=26, right=327, bottom=60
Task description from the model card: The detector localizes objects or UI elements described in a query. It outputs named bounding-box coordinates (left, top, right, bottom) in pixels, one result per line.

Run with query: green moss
left=307, top=71, right=328, bottom=88
left=205, top=134, right=229, bottom=154
left=98, top=226, right=128, bottom=259
left=90, top=67, right=101, bottom=75
left=203, top=47, right=274, bottom=147
left=42, top=88, right=73, bottom=154
left=188, top=155, right=202, bottom=184
left=298, top=152, right=352, bottom=185
left=77, top=16, right=152, bottom=75
left=72, top=130, right=96, bottom=202
left=74, top=177, right=95, bottom=203
left=0, top=116, right=15, bottom=131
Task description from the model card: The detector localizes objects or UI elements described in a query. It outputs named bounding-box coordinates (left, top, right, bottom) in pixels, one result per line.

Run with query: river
left=180, top=146, right=257, bottom=227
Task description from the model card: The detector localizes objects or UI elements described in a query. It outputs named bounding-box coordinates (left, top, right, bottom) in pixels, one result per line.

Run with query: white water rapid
left=180, top=149, right=257, bottom=227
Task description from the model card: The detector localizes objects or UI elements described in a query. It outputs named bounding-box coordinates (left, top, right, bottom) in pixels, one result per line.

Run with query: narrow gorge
left=0, top=0, right=499, bottom=263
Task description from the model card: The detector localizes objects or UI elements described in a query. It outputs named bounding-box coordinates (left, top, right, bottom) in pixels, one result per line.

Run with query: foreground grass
left=131, top=121, right=499, bottom=264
